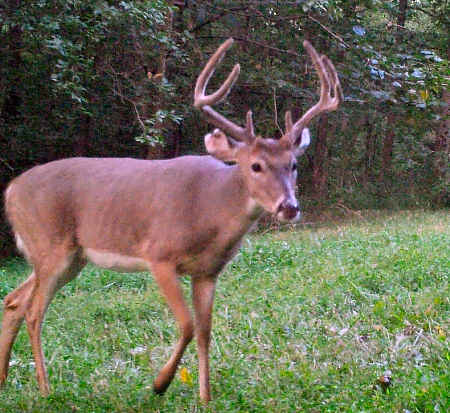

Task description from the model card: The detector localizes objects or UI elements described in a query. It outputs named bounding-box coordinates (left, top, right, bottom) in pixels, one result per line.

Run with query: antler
left=284, top=40, right=343, bottom=145
left=194, top=38, right=255, bottom=144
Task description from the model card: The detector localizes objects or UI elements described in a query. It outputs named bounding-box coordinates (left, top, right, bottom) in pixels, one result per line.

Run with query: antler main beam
left=284, top=40, right=343, bottom=144
left=194, top=38, right=255, bottom=143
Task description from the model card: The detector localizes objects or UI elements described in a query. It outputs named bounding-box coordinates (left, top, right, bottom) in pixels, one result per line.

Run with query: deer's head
left=195, top=39, right=343, bottom=222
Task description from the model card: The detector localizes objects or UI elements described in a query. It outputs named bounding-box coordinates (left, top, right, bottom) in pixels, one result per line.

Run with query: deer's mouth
left=275, top=201, right=301, bottom=222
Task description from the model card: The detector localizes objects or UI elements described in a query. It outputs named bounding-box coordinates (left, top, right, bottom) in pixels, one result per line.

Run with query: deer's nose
left=277, top=201, right=300, bottom=221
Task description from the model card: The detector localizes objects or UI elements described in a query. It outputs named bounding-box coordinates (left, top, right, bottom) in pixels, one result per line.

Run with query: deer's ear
left=205, top=129, right=244, bottom=162
left=294, top=128, right=311, bottom=157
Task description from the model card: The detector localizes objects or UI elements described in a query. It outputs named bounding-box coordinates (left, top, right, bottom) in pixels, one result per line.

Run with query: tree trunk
left=397, top=0, right=408, bottom=41
left=398, top=0, right=408, bottom=28
left=432, top=90, right=450, bottom=205
left=379, top=113, right=396, bottom=187
left=311, top=114, right=330, bottom=201
left=0, top=1, right=23, bottom=258
left=1, top=1, right=23, bottom=125
left=362, top=114, right=375, bottom=188
left=74, top=114, right=92, bottom=156
left=146, top=5, right=175, bottom=159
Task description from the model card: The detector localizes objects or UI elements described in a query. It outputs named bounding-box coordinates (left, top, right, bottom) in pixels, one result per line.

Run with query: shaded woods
left=1, top=1, right=448, bottom=256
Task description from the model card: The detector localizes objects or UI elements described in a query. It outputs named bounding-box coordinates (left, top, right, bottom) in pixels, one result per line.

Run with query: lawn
left=0, top=210, right=448, bottom=412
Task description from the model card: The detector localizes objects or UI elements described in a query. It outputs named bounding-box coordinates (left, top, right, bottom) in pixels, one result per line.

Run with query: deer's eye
left=292, top=163, right=297, bottom=171
left=251, top=163, right=262, bottom=173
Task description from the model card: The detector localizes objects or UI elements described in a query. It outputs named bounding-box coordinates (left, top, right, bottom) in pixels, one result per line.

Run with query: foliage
left=0, top=0, right=449, bottom=254
left=0, top=210, right=448, bottom=411
left=0, top=0, right=178, bottom=165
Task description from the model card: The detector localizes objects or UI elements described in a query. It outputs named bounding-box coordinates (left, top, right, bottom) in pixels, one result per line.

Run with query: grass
left=0, top=210, right=448, bottom=412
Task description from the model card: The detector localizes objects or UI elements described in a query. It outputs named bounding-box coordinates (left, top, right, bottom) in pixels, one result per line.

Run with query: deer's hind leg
left=24, top=250, right=86, bottom=395
left=0, top=272, right=37, bottom=385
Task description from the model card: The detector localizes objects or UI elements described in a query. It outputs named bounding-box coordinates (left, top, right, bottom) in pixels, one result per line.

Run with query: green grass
left=0, top=210, right=448, bottom=412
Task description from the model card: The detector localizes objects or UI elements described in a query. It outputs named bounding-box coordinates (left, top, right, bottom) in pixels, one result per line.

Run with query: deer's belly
left=84, top=248, right=149, bottom=272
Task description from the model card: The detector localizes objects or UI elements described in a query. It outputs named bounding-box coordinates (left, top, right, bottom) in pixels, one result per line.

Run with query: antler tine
left=194, top=38, right=256, bottom=143
left=321, top=55, right=344, bottom=110
left=284, top=110, right=293, bottom=134
left=194, top=38, right=240, bottom=108
left=246, top=110, right=254, bottom=137
left=285, top=40, right=343, bottom=145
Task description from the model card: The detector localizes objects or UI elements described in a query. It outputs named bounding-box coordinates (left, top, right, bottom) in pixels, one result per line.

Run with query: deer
left=0, top=38, right=342, bottom=402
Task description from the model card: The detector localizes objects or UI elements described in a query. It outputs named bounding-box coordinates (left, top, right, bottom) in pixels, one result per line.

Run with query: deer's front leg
left=192, top=276, right=216, bottom=402
left=151, top=262, right=194, bottom=394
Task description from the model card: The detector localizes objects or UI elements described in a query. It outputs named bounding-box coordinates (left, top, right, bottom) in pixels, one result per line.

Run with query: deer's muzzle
left=276, top=200, right=300, bottom=222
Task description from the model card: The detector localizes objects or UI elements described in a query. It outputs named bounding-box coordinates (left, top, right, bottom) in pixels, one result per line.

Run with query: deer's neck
left=215, top=164, right=263, bottom=230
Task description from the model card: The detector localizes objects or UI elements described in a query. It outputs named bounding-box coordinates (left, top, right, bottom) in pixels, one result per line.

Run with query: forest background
left=0, top=0, right=448, bottom=256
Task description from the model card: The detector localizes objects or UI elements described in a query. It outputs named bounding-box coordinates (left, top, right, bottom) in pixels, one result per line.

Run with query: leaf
left=411, top=69, right=425, bottom=79
left=435, top=325, right=446, bottom=339
left=353, top=26, right=366, bottom=36
left=180, top=367, right=193, bottom=386
left=130, top=346, right=146, bottom=356
left=119, top=1, right=131, bottom=10
left=419, top=90, right=429, bottom=101
left=396, top=53, right=413, bottom=60
left=369, top=90, right=391, bottom=101
left=373, top=300, right=385, bottom=313
left=338, top=327, right=349, bottom=336
left=369, top=66, right=385, bottom=80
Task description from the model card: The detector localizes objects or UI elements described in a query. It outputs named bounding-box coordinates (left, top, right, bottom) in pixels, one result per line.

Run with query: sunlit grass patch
left=0, top=210, right=448, bottom=412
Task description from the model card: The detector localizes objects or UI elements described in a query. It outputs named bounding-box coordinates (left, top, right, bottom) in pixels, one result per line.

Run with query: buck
left=0, top=38, right=342, bottom=402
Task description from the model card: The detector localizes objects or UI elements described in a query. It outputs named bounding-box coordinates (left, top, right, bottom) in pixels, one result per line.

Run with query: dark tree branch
left=190, top=6, right=248, bottom=32
left=197, top=35, right=301, bottom=57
